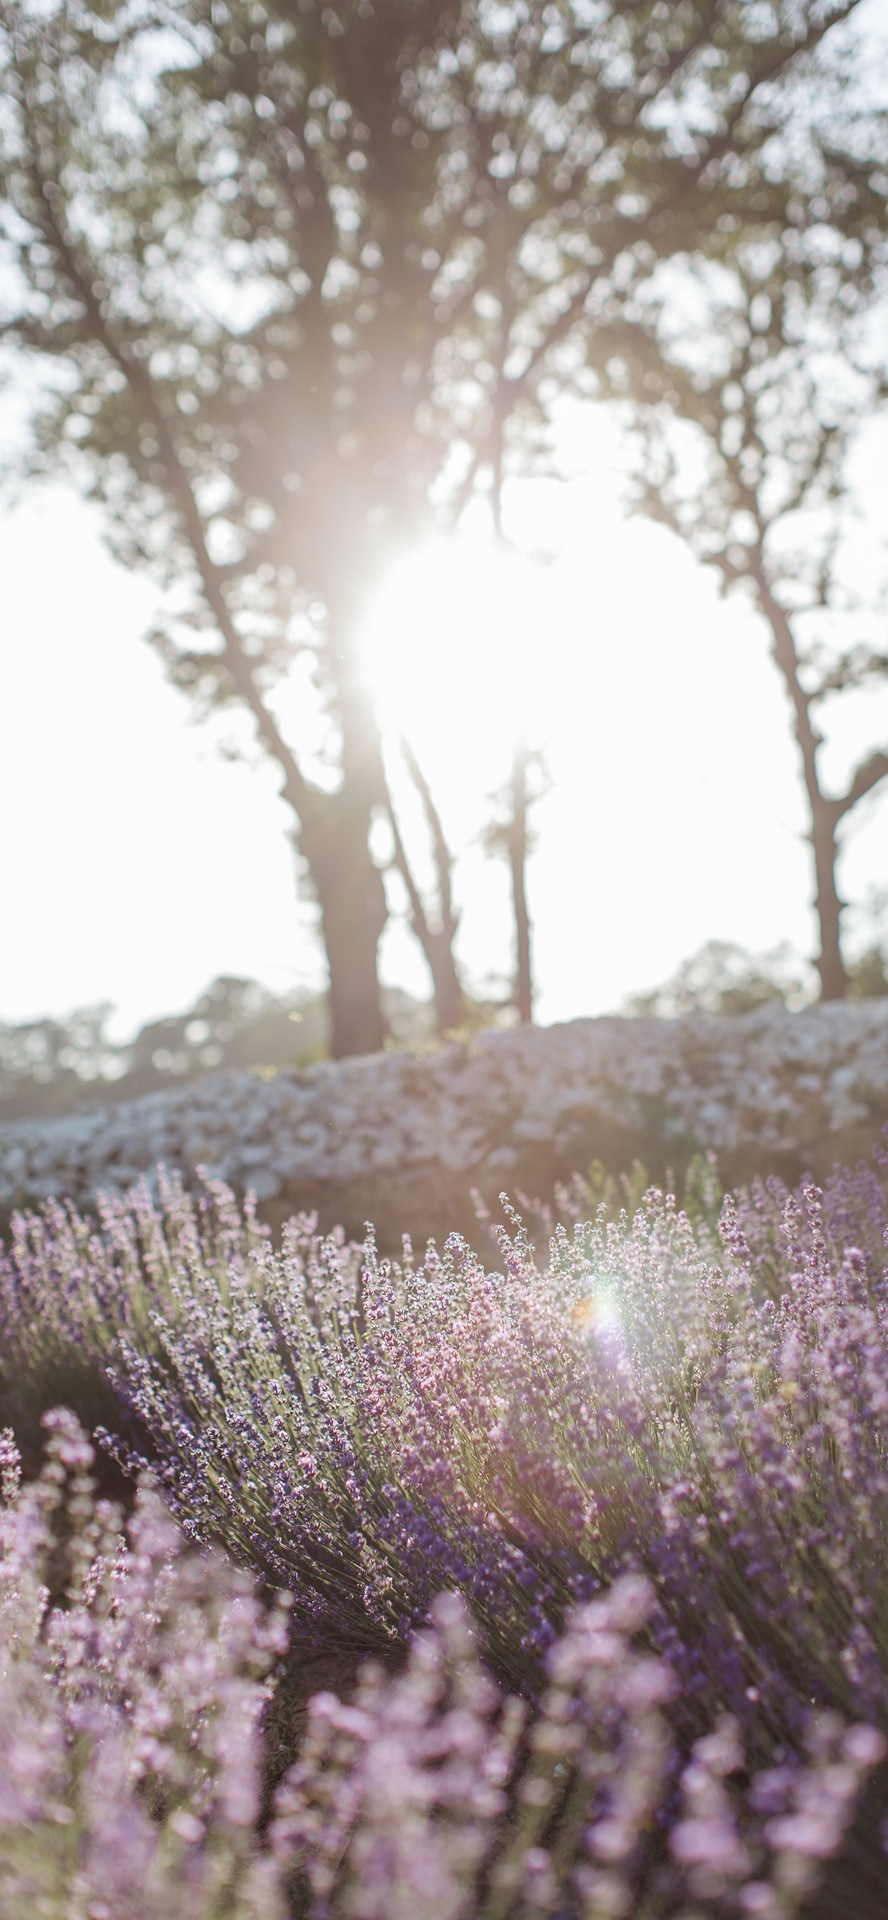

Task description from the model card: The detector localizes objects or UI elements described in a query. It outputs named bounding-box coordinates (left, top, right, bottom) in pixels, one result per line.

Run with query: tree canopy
left=606, top=182, right=888, bottom=995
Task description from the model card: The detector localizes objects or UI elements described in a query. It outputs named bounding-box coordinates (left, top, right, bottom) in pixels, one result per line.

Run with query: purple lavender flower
left=5, top=1145, right=888, bottom=1911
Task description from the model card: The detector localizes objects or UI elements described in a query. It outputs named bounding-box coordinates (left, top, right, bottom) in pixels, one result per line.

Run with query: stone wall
left=2, top=1002, right=888, bottom=1249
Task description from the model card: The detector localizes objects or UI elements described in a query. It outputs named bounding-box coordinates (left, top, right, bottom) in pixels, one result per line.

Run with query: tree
left=1, top=0, right=882, bottom=1049
left=385, top=733, right=466, bottom=1035
left=623, top=938, right=810, bottom=1017
left=482, top=739, right=549, bottom=1024
left=0, top=973, right=441, bottom=1120
left=604, top=227, right=888, bottom=998
left=0, top=1002, right=119, bottom=1118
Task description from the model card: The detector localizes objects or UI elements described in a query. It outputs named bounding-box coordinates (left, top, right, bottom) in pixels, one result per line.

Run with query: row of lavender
left=3, top=1151, right=888, bottom=1914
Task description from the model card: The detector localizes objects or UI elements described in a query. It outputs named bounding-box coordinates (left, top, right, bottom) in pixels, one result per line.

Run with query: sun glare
left=359, top=537, right=558, bottom=772
left=570, top=1280, right=625, bottom=1342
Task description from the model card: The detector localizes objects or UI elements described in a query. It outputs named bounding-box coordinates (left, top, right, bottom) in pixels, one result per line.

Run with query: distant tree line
left=5, top=931, right=888, bottom=1124
left=0, top=974, right=517, bottom=1123
left=0, top=977, right=319, bottom=1122
left=624, top=937, right=888, bottom=1020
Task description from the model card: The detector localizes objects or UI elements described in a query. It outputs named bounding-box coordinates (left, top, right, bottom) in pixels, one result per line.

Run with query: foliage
left=0, top=976, right=462, bottom=1122
left=7, top=1154, right=888, bottom=1797
left=2, top=1410, right=886, bottom=1920
left=607, top=162, right=888, bottom=997
left=622, top=940, right=815, bottom=1018
left=0, top=1409, right=288, bottom=1920
left=0, top=1168, right=278, bottom=1475
left=491, top=1149, right=728, bottom=1263
left=621, top=938, right=888, bottom=1019
left=848, top=945, right=888, bottom=1000
left=0, top=1001, right=124, bottom=1119
left=0, top=978, right=319, bottom=1122
left=2, top=0, right=884, bottom=1048
left=275, top=1576, right=882, bottom=1920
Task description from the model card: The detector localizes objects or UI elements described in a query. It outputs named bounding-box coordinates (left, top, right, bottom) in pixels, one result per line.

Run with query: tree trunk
left=809, top=797, right=847, bottom=1002
left=422, top=929, right=465, bottom=1033
left=301, top=798, right=389, bottom=1058
left=509, top=744, right=534, bottom=1026
left=751, top=563, right=850, bottom=1002
left=386, top=736, right=466, bottom=1035
left=298, top=579, right=391, bottom=1058
left=386, top=826, right=466, bottom=1036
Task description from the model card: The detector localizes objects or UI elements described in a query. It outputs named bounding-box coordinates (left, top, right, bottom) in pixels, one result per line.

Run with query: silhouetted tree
left=1, top=0, right=882, bottom=1045
left=482, top=741, right=549, bottom=1024
left=607, top=235, right=888, bottom=998
left=386, top=734, right=466, bottom=1034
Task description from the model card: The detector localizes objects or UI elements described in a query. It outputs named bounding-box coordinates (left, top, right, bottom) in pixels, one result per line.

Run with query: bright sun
left=359, top=536, right=562, bottom=775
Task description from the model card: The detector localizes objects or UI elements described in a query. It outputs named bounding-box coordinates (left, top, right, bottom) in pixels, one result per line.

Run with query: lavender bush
left=90, top=1177, right=888, bottom=1719
left=2, top=1413, right=882, bottom=1919
left=273, top=1574, right=886, bottom=1920
left=0, top=1168, right=273, bottom=1470
left=0, top=1409, right=288, bottom=1920
left=5, top=1153, right=888, bottom=1908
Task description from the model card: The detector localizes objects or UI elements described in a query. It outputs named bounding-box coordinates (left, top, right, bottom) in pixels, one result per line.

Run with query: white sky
left=2, top=401, right=887, bottom=1044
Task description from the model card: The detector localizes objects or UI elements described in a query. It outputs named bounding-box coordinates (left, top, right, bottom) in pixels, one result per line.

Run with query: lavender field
left=4, top=0, right=888, bottom=1905
left=3, top=1151, right=888, bottom=1917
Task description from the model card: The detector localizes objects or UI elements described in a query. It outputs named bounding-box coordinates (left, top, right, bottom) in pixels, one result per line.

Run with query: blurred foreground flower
left=2, top=1415, right=886, bottom=1919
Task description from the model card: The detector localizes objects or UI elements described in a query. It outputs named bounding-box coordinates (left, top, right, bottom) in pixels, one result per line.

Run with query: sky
left=4, top=382, right=887, bottom=1048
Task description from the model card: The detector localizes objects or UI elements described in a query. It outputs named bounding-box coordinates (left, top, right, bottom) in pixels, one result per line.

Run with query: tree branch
left=399, top=732, right=459, bottom=946
left=27, top=164, right=321, bottom=825
left=837, top=751, right=888, bottom=821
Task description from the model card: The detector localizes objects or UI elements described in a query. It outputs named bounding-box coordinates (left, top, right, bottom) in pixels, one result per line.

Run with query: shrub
left=0, top=1166, right=273, bottom=1474
left=96, top=1173, right=888, bottom=1743
left=0, top=1410, right=288, bottom=1920
left=6, top=1157, right=888, bottom=1907
left=2, top=1414, right=884, bottom=1920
